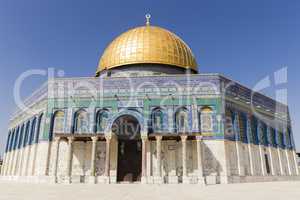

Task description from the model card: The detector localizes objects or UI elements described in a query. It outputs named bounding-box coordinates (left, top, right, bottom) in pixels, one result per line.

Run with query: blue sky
left=0, top=0, right=300, bottom=154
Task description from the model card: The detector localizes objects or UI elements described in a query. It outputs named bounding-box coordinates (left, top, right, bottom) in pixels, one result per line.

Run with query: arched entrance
left=112, top=115, right=142, bottom=182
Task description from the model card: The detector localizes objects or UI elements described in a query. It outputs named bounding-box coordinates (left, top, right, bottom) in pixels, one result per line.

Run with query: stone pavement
left=0, top=181, right=299, bottom=200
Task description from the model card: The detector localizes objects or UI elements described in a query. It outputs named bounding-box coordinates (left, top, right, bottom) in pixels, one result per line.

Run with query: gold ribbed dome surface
left=96, top=25, right=197, bottom=75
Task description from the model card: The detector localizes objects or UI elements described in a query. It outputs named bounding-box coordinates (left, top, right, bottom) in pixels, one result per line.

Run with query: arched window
left=34, top=114, right=43, bottom=143
left=260, top=122, right=268, bottom=146
left=175, top=108, right=189, bottom=133
left=96, top=110, right=109, bottom=132
left=53, top=111, right=65, bottom=133
left=286, top=128, right=292, bottom=148
left=29, top=118, right=36, bottom=145
left=23, top=121, right=31, bottom=147
left=13, top=127, right=20, bottom=150
left=251, top=116, right=259, bottom=144
left=225, top=109, right=235, bottom=139
left=74, top=109, right=89, bottom=133
left=238, top=113, right=248, bottom=143
left=270, top=127, right=276, bottom=147
left=278, top=131, right=285, bottom=148
left=10, top=129, right=16, bottom=151
left=18, top=124, right=25, bottom=149
left=200, top=107, right=213, bottom=133
left=152, top=108, right=164, bottom=131
left=5, top=131, right=11, bottom=152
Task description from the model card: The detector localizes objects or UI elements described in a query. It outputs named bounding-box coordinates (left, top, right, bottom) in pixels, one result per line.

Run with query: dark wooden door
left=117, top=140, right=142, bottom=182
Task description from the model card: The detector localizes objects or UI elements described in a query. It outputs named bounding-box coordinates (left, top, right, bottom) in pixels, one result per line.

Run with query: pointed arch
left=53, top=110, right=65, bottom=134
left=238, top=112, right=248, bottom=143
left=200, top=106, right=213, bottom=133
left=5, top=131, right=11, bottom=152
left=13, top=127, right=19, bottom=150
left=96, top=109, right=109, bottom=133
left=73, top=109, right=89, bottom=133
left=151, top=107, right=164, bottom=132
left=23, top=121, right=31, bottom=147
left=175, top=107, right=189, bottom=133
left=35, top=113, right=44, bottom=143
left=29, top=117, right=37, bottom=145
left=18, top=124, right=25, bottom=149
left=251, top=115, right=259, bottom=145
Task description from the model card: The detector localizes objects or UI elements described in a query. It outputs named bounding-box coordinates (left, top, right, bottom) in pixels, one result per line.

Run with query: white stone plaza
left=0, top=181, right=300, bottom=200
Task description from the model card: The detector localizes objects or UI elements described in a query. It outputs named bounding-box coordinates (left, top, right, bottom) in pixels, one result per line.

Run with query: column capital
left=67, top=136, right=75, bottom=143
left=155, top=135, right=162, bottom=141
left=141, top=135, right=148, bottom=141
left=180, top=135, right=188, bottom=141
left=53, top=136, right=61, bottom=142
left=196, top=135, right=203, bottom=141
left=105, top=135, right=112, bottom=141
left=91, top=136, right=98, bottom=142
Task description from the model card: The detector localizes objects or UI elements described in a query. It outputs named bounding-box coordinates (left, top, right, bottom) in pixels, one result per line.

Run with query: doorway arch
left=112, top=115, right=142, bottom=182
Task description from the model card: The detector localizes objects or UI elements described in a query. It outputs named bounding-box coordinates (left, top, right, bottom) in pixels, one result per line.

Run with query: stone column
left=258, top=145, right=265, bottom=176
left=283, top=130, right=292, bottom=175
left=275, top=130, right=284, bottom=175
left=233, top=111, right=242, bottom=176
left=90, top=136, right=98, bottom=183
left=285, top=149, right=292, bottom=175
left=268, top=146, right=275, bottom=175
left=196, top=136, right=205, bottom=185
left=181, top=135, right=189, bottom=183
left=66, top=136, right=74, bottom=183
left=104, top=136, right=111, bottom=183
left=52, top=137, right=60, bottom=183
left=277, top=148, right=284, bottom=175
left=292, top=150, right=299, bottom=175
left=267, top=126, right=275, bottom=176
left=246, top=115, right=254, bottom=176
left=257, top=121, right=265, bottom=176
left=30, top=143, right=38, bottom=176
left=141, top=136, right=148, bottom=184
left=154, top=135, right=163, bottom=184
left=1, top=135, right=10, bottom=176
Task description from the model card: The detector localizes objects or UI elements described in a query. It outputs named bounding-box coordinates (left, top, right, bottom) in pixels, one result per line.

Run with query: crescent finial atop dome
left=145, top=13, right=151, bottom=26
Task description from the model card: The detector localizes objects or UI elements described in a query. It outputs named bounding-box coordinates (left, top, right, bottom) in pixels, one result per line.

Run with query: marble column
left=90, top=136, right=98, bottom=176
left=283, top=131, right=292, bottom=175
left=268, top=146, right=275, bottom=175
left=257, top=121, right=265, bottom=176
left=154, top=135, right=163, bottom=184
left=233, top=111, right=242, bottom=176
left=181, top=135, right=189, bottom=183
left=276, top=130, right=284, bottom=175
left=258, top=145, right=265, bottom=176
left=104, top=136, right=111, bottom=183
left=277, top=148, right=284, bottom=175
left=1, top=134, right=10, bottom=176
left=196, top=136, right=205, bottom=185
left=52, top=137, right=60, bottom=183
left=246, top=115, right=254, bottom=176
left=141, top=136, right=148, bottom=183
left=90, top=136, right=98, bottom=183
left=292, top=150, right=299, bottom=175
left=285, top=149, right=292, bottom=175
left=30, top=143, right=38, bottom=176
left=66, top=136, right=74, bottom=183
left=267, top=126, right=275, bottom=176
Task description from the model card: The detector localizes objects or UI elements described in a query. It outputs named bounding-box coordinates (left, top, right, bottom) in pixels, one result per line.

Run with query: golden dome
left=96, top=25, right=198, bottom=76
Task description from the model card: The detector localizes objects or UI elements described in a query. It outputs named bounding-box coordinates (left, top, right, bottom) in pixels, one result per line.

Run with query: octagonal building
left=1, top=18, right=299, bottom=184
